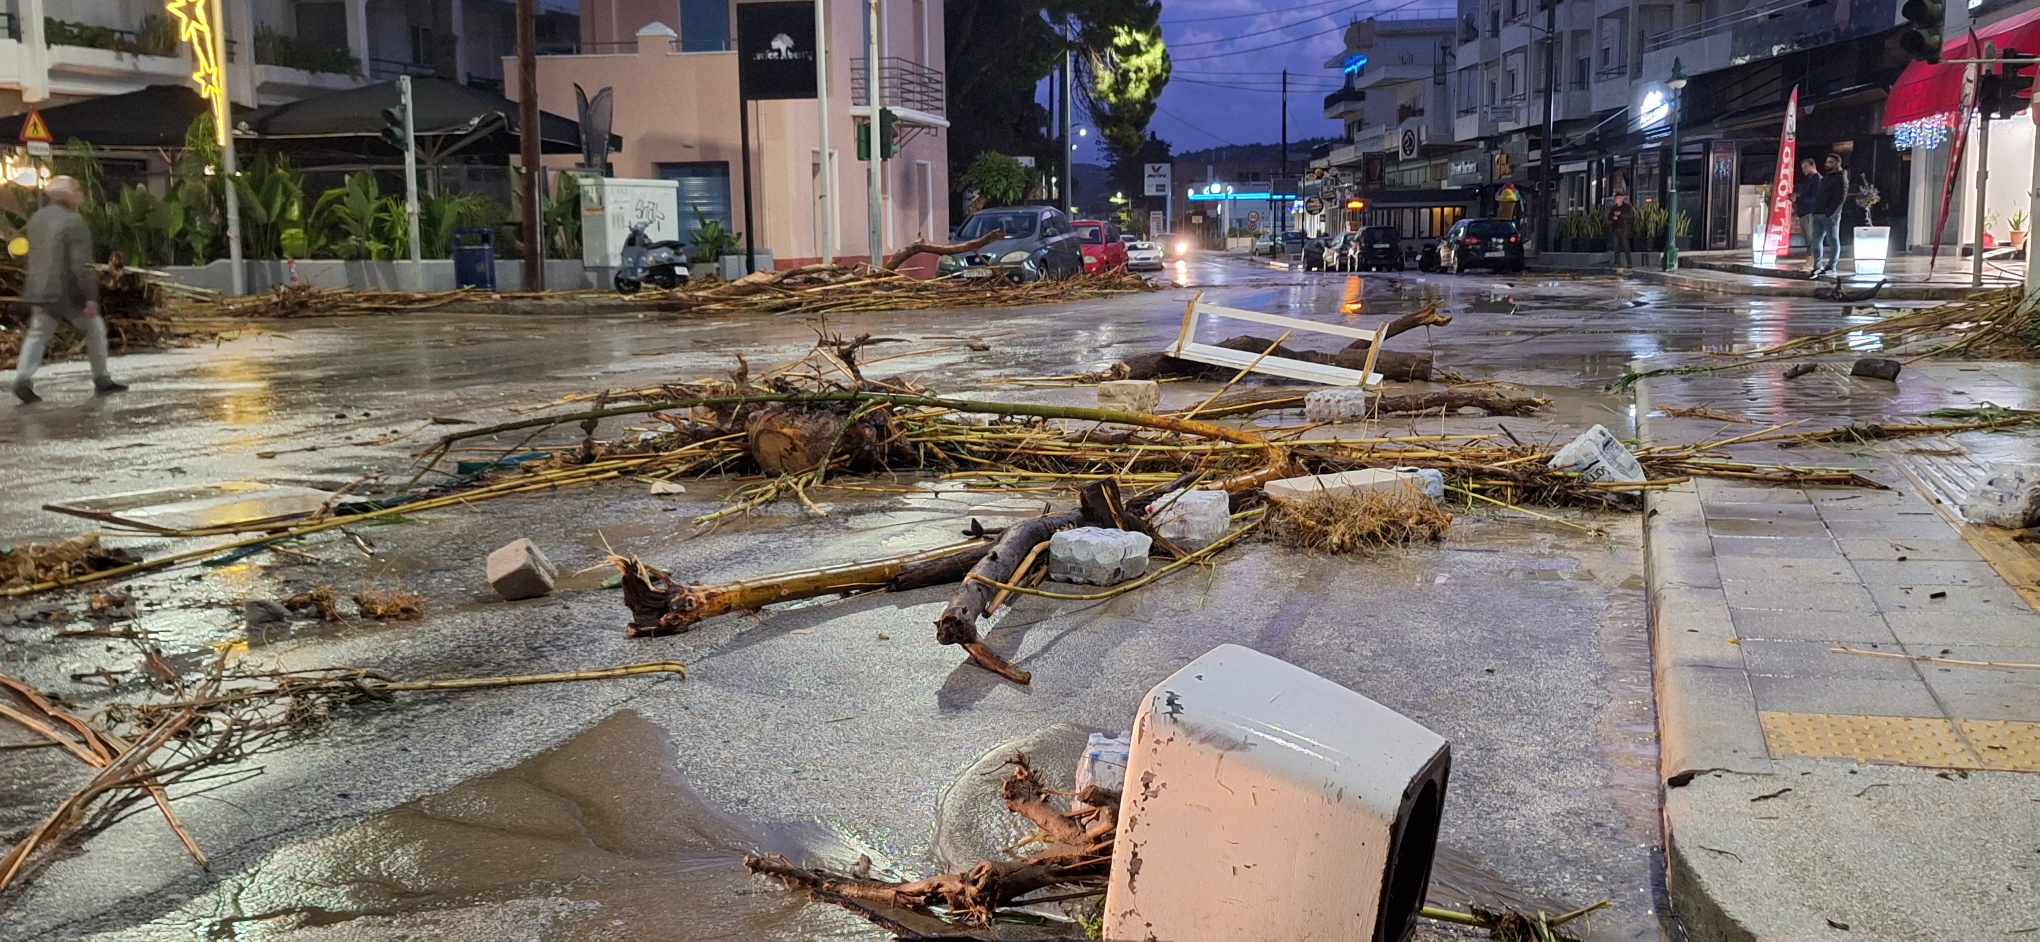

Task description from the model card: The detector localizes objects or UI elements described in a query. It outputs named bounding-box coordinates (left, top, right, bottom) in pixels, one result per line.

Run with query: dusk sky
left=1061, top=0, right=1457, bottom=162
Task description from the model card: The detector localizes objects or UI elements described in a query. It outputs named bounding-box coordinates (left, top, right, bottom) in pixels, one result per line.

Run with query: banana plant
left=420, top=192, right=497, bottom=258
left=309, top=171, right=395, bottom=260
left=233, top=153, right=305, bottom=259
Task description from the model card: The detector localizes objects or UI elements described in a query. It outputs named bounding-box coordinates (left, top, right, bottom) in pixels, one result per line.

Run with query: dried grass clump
left=0, top=534, right=137, bottom=590
left=352, top=588, right=425, bottom=621
left=1265, top=487, right=1452, bottom=555
left=285, top=586, right=344, bottom=622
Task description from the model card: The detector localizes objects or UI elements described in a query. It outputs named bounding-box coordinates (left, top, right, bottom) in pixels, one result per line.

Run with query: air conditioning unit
left=1103, top=645, right=1453, bottom=942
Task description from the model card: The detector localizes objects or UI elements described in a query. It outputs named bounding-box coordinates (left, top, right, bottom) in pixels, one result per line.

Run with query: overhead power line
left=1161, top=0, right=1355, bottom=25
left=1169, top=0, right=1445, bottom=61
left=1168, top=2, right=1370, bottom=48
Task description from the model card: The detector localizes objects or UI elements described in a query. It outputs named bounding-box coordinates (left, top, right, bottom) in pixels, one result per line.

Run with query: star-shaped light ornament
left=164, top=0, right=229, bottom=145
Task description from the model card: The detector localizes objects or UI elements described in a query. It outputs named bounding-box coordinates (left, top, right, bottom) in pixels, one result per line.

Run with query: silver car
left=937, top=207, right=1086, bottom=283
left=1126, top=240, right=1163, bottom=271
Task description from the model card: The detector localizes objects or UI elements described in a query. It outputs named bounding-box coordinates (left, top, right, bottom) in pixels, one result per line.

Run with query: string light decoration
left=1892, top=113, right=1951, bottom=151
left=165, top=0, right=229, bottom=146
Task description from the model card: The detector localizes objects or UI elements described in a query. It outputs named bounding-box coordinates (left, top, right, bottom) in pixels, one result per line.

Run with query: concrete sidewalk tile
left=1847, top=559, right=2005, bottom=587
left=1899, top=641, right=2040, bottom=665
left=1696, top=479, right=1809, bottom=503
left=1710, top=534, right=1844, bottom=559
left=1836, top=537, right=1984, bottom=562
left=1957, top=720, right=2040, bottom=771
left=1707, top=517, right=1839, bottom=539
left=1868, top=581, right=2032, bottom=615
left=1885, top=609, right=2040, bottom=647
left=1824, top=516, right=1963, bottom=541
left=1922, top=670, right=2040, bottom=722
left=1728, top=608, right=1898, bottom=643
left=1738, top=639, right=1919, bottom=679
left=1720, top=579, right=1878, bottom=614
left=1653, top=542, right=1724, bottom=589
left=1655, top=587, right=1743, bottom=670
left=1807, top=487, right=1927, bottom=506
left=1714, top=555, right=1857, bottom=584
left=1658, top=665, right=1774, bottom=777
left=1759, top=711, right=1980, bottom=768
left=1701, top=501, right=1824, bottom=521
left=1748, top=673, right=1941, bottom=717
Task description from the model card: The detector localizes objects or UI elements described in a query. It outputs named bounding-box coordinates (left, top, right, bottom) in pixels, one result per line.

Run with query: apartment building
left=0, top=0, right=573, bottom=113
left=523, top=0, right=949, bottom=268
left=1313, top=0, right=1915, bottom=252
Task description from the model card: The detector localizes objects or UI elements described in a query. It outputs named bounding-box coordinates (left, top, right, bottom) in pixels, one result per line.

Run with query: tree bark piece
left=616, top=540, right=992, bottom=637
left=882, top=228, right=1004, bottom=271
left=935, top=510, right=1088, bottom=647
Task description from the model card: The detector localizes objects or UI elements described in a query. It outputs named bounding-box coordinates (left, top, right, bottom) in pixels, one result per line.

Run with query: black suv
left=1437, top=218, right=1525, bottom=273
left=1355, top=225, right=1405, bottom=271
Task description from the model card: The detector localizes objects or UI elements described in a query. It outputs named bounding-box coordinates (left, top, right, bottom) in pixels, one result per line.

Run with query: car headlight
left=938, top=254, right=961, bottom=272
left=1000, top=250, right=1032, bottom=264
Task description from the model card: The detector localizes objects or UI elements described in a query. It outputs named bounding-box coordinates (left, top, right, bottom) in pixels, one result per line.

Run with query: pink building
left=511, top=0, right=949, bottom=269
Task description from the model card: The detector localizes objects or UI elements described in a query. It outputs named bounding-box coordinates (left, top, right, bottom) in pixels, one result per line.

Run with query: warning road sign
left=18, top=109, right=51, bottom=145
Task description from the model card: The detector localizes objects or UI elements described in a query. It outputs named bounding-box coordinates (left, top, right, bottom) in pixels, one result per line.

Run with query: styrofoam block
left=1264, top=468, right=1429, bottom=503
left=1149, top=489, right=1232, bottom=550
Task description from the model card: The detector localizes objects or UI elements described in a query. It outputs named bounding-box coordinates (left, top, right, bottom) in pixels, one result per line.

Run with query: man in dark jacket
left=10, top=176, right=124, bottom=404
left=1607, top=193, right=1636, bottom=268
left=1792, top=158, right=1820, bottom=266
left=1811, top=155, right=1848, bottom=277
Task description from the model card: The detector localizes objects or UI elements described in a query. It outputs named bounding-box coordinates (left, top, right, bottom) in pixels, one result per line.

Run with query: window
left=657, top=162, right=733, bottom=235
left=1596, top=18, right=1624, bottom=71
left=409, top=26, right=433, bottom=65
left=680, top=0, right=731, bottom=52
left=1574, top=57, right=1588, bottom=89
left=915, top=160, right=933, bottom=240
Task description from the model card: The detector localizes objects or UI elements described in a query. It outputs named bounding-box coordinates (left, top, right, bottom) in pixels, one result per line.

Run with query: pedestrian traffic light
left=2004, top=51, right=2038, bottom=118
left=856, top=107, right=899, bottom=160
left=379, top=103, right=408, bottom=153
left=1899, top=0, right=1944, bottom=64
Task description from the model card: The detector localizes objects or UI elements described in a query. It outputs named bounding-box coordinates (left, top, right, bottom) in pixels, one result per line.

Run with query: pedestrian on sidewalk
left=1792, top=158, right=1820, bottom=265
left=1810, top=154, right=1848, bottom=278
left=1607, top=193, right=1636, bottom=269
left=10, top=175, right=125, bottom=404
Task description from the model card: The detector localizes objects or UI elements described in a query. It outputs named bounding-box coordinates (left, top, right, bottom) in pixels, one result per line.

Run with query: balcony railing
left=1594, top=61, right=1628, bottom=80
left=851, top=57, right=945, bottom=117
left=1323, top=87, right=1365, bottom=111
left=537, top=39, right=651, bottom=56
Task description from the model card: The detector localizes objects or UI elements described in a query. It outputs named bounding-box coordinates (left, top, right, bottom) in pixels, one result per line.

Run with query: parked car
left=1329, top=231, right=1364, bottom=272
left=1437, top=218, right=1525, bottom=273
left=1126, top=239, right=1164, bottom=271
left=1075, top=219, right=1129, bottom=273
left=1354, top=225, right=1405, bottom=272
left=1118, top=233, right=1141, bottom=246
left=937, top=206, right=1086, bottom=282
left=1274, top=230, right=1306, bottom=259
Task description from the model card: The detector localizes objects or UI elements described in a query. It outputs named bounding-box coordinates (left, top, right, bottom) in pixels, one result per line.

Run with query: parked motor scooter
left=614, top=221, right=690, bottom=294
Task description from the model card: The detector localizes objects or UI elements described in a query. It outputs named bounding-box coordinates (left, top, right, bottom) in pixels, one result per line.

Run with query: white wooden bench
left=1169, top=292, right=1384, bottom=387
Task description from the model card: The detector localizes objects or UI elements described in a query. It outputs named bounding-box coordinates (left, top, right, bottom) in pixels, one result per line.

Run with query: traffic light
left=857, top=107, right=899, bottom=160
left=1899, top=0, right=1944, bottom=64
left=379, top=103, right=408, bottom=153
left=2006, top=52, right=2038, bottom=118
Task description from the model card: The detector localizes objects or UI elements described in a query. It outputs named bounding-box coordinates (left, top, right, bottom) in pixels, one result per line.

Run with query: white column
left=448, top=0, right=467, bottom=83
left=20, top=0, right=48, bottom=102
left=815, top=0, right=833, bottom=262
left=346, top=0, right=372, bottom=74
left=227, top=0, right=258, bottom=104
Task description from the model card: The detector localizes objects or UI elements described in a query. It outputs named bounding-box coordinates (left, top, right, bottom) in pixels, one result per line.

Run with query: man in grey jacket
left=12, top=175, right=126, bottom=404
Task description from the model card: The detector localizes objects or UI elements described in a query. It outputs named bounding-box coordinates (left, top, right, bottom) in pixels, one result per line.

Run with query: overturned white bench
left=1169, top=292, right=1384, bottom=387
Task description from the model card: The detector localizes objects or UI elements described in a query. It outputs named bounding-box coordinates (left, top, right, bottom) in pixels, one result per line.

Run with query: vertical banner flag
left=1931, top=63, right=1980, bottom=268
left=1762, top=86, right=1800, bottom=265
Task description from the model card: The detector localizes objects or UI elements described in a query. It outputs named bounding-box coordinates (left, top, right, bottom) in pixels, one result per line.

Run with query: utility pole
left=1279, top=68, right=1288, bottom=238
left=210, top=0, right=243, bottom=295
left=400, top=75, right=421, bottom=289
left=2028, top=92, right=2039, bottom=295
left=866, top=0, right=883, bottom=267
left=1538, top=0, right=1557, bottom=255
left=1061, top=38, right=1074, bottom=214
left=815, top=0, right=833, bottom=264
left=516, top=0, right=542, bottom=290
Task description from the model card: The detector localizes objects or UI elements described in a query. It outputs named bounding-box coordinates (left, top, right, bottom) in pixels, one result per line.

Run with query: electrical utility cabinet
left=578, top=176, right=682, bottom=271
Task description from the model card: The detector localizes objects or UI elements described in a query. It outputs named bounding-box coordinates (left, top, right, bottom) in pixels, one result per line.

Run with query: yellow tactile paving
left=1759, top=711, right=1982, bottom=769
left=1957, top=720, right=2040, bottom=773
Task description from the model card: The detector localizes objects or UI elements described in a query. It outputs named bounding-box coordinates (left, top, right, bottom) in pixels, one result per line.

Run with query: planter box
left=1852, top=226, right=1891, bottom=276
left=718, top=251, right=775, bottom=280
left=688, top=262, right=718, bottom=281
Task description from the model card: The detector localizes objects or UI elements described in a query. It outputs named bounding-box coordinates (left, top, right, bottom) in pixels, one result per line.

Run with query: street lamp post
left=1662, top=58, right=1687, bottom=273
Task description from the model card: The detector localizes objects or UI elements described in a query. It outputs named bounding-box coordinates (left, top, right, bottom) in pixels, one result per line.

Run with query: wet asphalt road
left=0, top=255, right=1894, bottom=940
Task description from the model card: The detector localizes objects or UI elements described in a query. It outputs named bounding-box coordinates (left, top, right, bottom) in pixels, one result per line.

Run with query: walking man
left=11, top=175, right=124, bottom=404
left=1793, top=158, right=1820, bottom=266
left=1607, top=193, right=1636, bottom=269
left=1810, top=155, right=1848, bottom=278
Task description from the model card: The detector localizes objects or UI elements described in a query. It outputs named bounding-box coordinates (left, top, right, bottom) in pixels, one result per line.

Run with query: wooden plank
left=1194, top=303, right=1383, bottom=344
left=1175, top=342, right=1378, bottom=386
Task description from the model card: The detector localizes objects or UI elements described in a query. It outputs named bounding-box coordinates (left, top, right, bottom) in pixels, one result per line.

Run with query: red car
left=1076, top=220, right=1127, bottom=273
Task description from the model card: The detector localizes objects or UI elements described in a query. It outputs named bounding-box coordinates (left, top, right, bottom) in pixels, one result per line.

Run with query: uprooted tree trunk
left=745, top=755, right=1114, bottom=927
left=614, top=538, right=993, bottom=637
left=1192, top=383, right=1551, bottom=420
left=743, top=403, right=905, bottom=477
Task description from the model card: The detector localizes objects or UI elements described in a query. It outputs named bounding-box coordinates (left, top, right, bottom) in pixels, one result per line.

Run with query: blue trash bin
left=452, top=228, right=496, bottom=290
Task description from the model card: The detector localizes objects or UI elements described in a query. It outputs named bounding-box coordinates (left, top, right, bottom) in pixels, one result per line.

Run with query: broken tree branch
left=614, top=539, right=991, bottom=637
left=882, top=229, right=1004, bottom=271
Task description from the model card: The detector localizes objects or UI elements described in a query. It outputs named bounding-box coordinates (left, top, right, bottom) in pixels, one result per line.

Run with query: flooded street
left=0, top=255, right=1916, bottom=940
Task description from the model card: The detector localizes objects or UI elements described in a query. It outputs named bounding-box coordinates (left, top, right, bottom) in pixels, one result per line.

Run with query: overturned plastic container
left=1104, top=644, right=1451, bottom=942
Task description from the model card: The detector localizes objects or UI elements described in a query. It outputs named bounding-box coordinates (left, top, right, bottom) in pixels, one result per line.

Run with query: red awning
left=1884, top=5, right=2040, bottom=129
